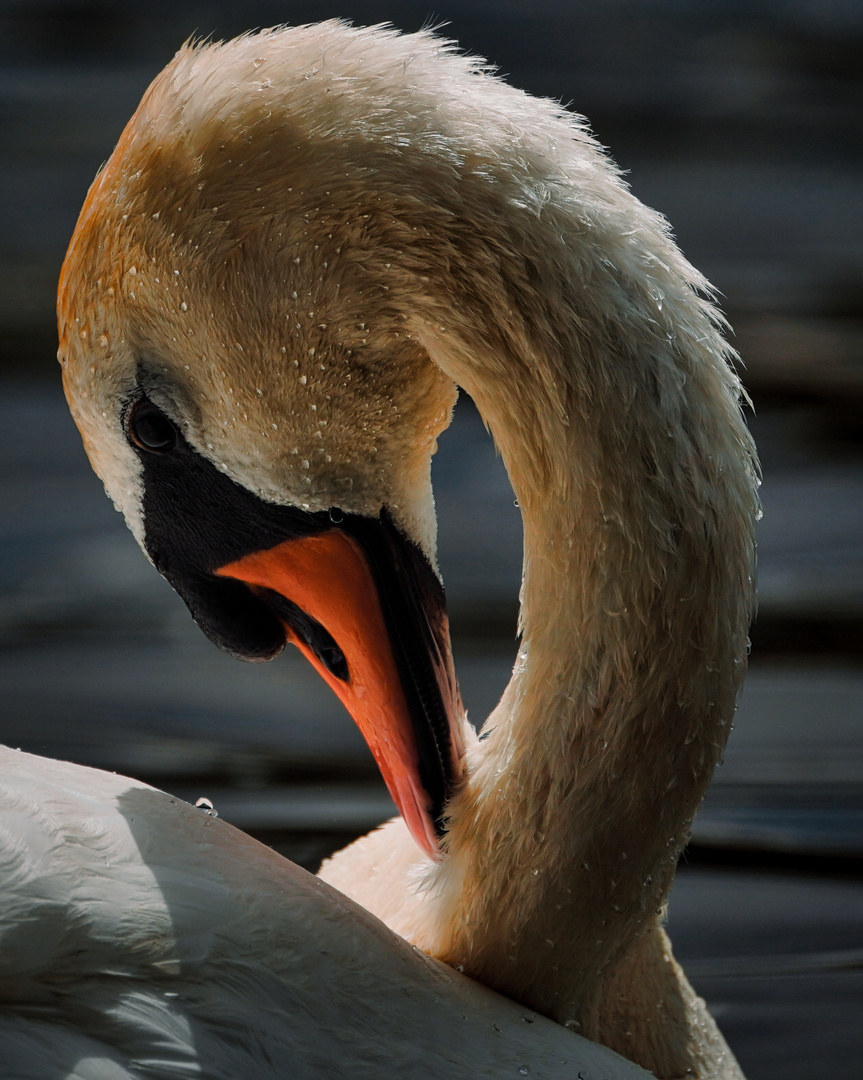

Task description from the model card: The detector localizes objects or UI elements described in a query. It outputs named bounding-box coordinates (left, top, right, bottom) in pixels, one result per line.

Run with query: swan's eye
left=128, top=399, right=178, bottom=452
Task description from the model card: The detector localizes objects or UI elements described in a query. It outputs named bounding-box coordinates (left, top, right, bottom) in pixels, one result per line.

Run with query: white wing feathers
left=0, top=747, right=649, bottom=1079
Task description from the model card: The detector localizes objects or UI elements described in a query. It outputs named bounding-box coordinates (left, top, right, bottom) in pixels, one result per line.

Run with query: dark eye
left=128, top=398, right=178, bottom=452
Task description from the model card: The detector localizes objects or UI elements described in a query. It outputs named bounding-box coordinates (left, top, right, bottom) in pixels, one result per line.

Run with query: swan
left=49, top=21, right=758, bottom=1079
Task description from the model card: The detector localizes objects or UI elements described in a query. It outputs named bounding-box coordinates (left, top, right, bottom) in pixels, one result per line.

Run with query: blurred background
left=1, top=1, right=861, bottom=1076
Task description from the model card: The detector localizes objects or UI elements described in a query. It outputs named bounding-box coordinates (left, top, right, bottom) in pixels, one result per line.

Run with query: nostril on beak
left=254, top=586, right=349, bottom=681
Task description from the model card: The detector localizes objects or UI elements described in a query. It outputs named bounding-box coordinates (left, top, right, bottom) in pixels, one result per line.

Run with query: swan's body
left=0, top=746, right=649, bottom=1079
left=48, top=21, right=757, bottom=1079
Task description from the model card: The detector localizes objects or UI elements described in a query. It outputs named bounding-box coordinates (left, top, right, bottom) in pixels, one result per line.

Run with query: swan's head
left=57, top=26, right=469, bottom=858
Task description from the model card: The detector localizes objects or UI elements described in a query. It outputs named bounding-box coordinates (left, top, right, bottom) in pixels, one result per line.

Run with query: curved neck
left=415, top=210, right=758, bottom=1033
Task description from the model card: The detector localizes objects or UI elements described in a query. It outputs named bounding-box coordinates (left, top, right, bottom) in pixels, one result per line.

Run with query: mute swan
left=52, top=22, right=758, bottom=1080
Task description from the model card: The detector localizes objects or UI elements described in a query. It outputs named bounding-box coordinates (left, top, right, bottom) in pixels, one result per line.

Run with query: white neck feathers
left=412, top=169, right=758, bottom=1034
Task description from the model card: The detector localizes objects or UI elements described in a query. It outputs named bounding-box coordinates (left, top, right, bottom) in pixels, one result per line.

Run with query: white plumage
left=0, top=747, right=648, bottom=1079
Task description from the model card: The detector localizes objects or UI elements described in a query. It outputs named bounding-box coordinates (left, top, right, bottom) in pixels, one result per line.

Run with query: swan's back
left=0, top=747, right=650, bottom=1078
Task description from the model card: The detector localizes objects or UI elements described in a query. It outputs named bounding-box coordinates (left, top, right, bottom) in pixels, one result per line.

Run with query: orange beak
left=217, top=527, right=465, bottom=858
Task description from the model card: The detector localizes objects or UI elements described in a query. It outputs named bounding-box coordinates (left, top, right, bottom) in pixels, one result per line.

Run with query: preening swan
left=49, top=20, right=757, bottom=1079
